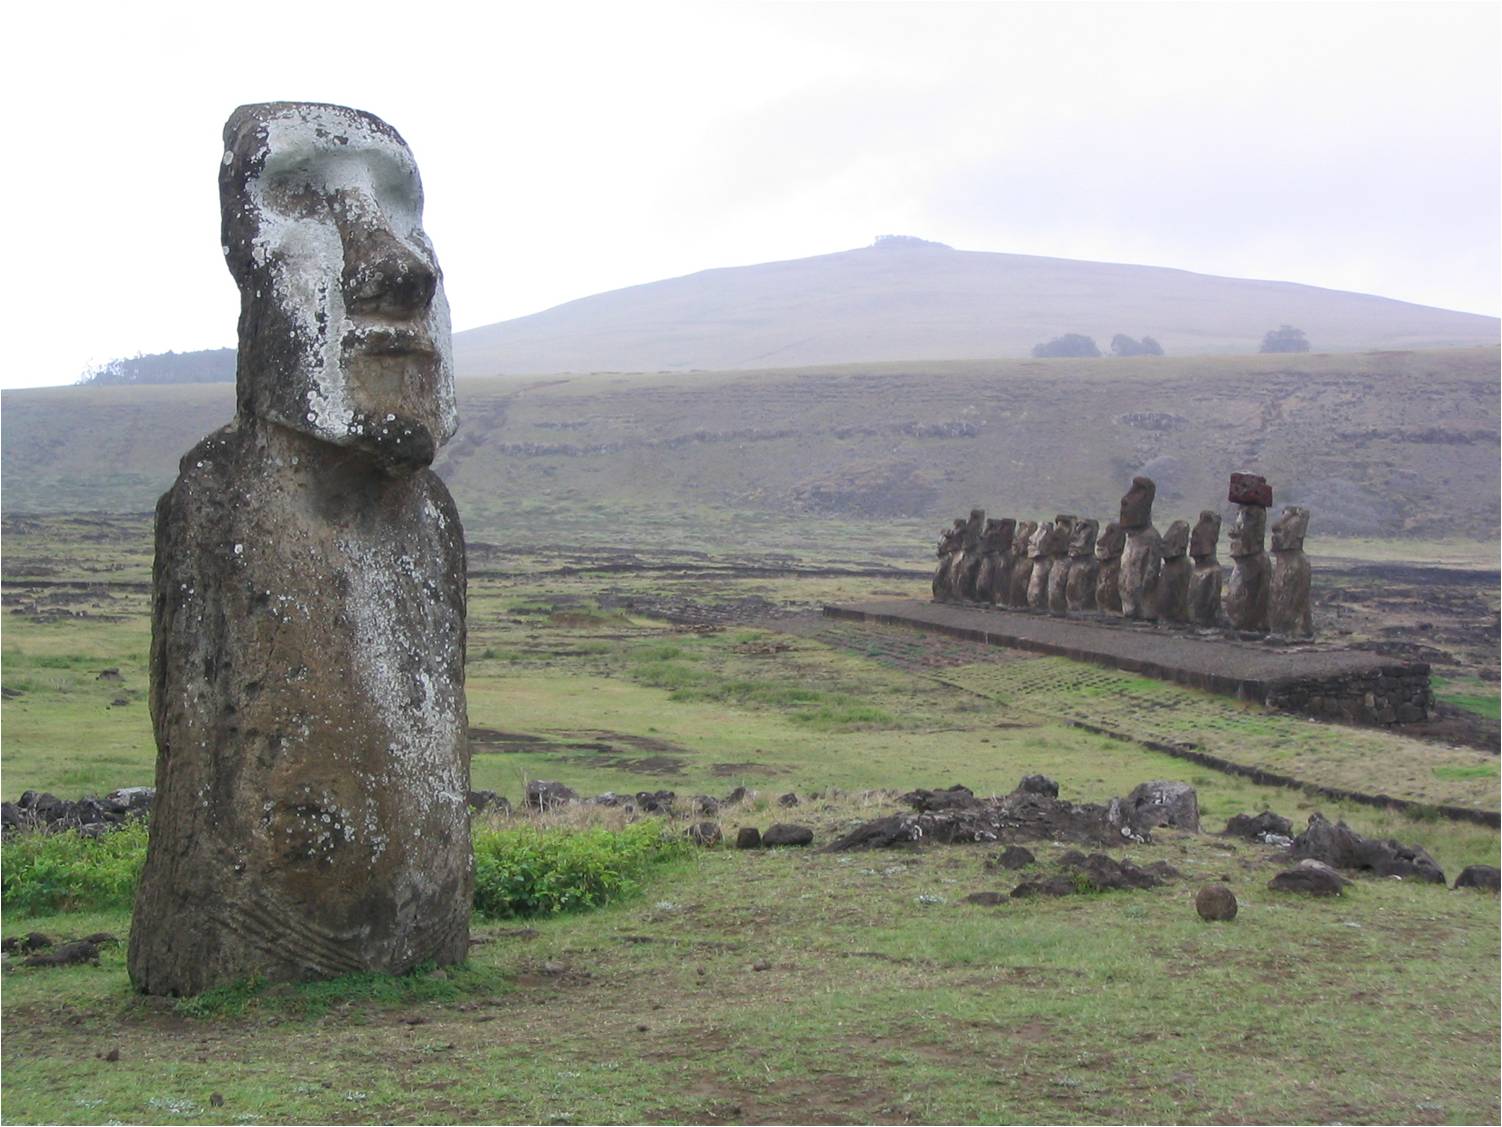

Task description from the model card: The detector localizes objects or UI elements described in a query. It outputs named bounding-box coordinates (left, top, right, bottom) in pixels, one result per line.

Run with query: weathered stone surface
left=762, top=823, right=815, bottom=847
left=1155, top=520, right=1191, bottom=623
left=1123, top=780, right=1200, bottom=833
left=1062, top=518, right=1099, bottom=612
left=974, top=518, right=1015, bottom=605
left=527, top=781, right=579, bottom=810
left=1046, top=516, right=1076, bottom=614
left=1195, top=884, right=1238, bottom=921
left=1186, top=510, right=1223, bottom=627
left=1291, top=813, right=1445, bottom=883
left=1224, top=504, right=1270, bottom=631
left=129, top=104, right=470, bottom=997
left=956, top=509, right=987, bottom=602
left=988, top=845, right=1037, bottom=870
left=1222, top=811, right=1294, bottom=840
left=1268, top=506, right=1313, bottom=638
left=688, top=822, right=722, bottom=847
left=1228, top=472, right=1272, bottom=508
left=1116, top=478, right=1160, bottom=619
left=932, top=519, right=966, bottom=601
left=1025, top=522, right=1055, bottom=609
left=1093, top=521, right=1124, bottom=613
left=1453, top=864, right=1501, bottom=892
left=735, top=826, right=762, bottom=850
left=1015, top=775, right=1059, bottom=798
left=1119, top=475, right=1155, bottom=529
left=1268, top=859, right=1349, bottom=896
left=1006, top=520, right=1038, bottom=608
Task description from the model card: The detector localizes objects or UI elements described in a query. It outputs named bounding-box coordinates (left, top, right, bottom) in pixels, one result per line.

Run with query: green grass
left=1433, top=674, right=1501, bottom=721
left=1, top=820, right=149, bottom=914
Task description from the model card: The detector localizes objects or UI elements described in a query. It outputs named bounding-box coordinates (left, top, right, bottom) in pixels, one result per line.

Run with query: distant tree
left=77, top=347, right=237, bottom=386
left=1032, top=333, right=1101, bottom=358
left=1109, top=334, right=1166, bottom=357
left=1259, top=325, right=1310, bottom=354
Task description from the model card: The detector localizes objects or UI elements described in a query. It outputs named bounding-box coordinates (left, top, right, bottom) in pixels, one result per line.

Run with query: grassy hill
left=450, top=239, right=1500, bottom=376
left=4, top=347, right=1497, bottom=549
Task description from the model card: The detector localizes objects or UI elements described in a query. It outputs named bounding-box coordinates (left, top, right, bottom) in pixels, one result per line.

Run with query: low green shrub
left=1, top=820, right=149, bottom=914
left=473, top=820, right=689, bottom=918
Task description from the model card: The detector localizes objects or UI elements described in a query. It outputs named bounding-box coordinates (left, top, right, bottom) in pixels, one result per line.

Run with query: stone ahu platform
left=824, top=600, right=1433, bottom=726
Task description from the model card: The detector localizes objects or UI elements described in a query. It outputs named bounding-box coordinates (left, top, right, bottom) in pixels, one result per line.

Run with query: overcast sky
left=3, top=0, right=1497, bottom=390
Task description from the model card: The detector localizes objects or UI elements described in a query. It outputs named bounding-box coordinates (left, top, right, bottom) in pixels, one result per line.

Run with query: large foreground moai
left=1094, top=521, right=1124, bottom=613
left=1155, top=520, right=1191, bottom=623
left=1007, top=520, right=1038, bottom=608
left=1117, top=477, right=1161, bottom=620
left=129, top=104, right=471, bottom=996
left=975, top=518, right=1015, bottom=604
left=1223, top=474, right=1272, bottom=632
left=1046, top=515, right=1077, bottom=614
left=1268, top=506, right=1313, bottom=637
left=1064, top=518, right=1100, bottom=612
left=1186, top=511, right=1223, bottom=626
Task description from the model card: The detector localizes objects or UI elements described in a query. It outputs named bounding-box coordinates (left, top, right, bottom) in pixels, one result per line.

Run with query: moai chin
left=975, top=518, right=1016, bottom=605
left=1155, top=520, right=1191, bottom=624
left=1093, top=521, right=1125, bottom=613
left=1046, top=516, right=1077, bottom=614
left=1186, top=510, right=1224, bottom=627
left=1117, top=477, right=1161, bottom=620
left=932, top=518, right=965, bottom=601
left=956, top=508, right=987, bottom=602
left=1268, top=506, right=1313, bottom=638
left=1065, top=518, right=1100, bottom=612
left=1025, top=522, right=1055, bottom=609
left=1005, top=520, right=1038, bottom=608
left=1223, top=498, right=1271, bottom=632
left=129, top=104, right=471, bottom=996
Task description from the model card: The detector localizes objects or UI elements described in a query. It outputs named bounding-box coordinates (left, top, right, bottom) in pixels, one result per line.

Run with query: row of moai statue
left=931, top=473, right=1313, bottom=637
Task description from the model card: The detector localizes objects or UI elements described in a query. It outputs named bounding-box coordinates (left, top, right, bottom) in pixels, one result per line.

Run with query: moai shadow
left=975, top=518, right=1016, bottom=605
left=1117, top=477, right=1161, bottom=620
left=1046, top=515, right=1077, bottom=614
left=1186, top=510, right=1224, bottom=627
left=1269, top=506, right=1313, bottom=638
left=1094, top=521, right=1125, bottom=613
left=1224, top=489, right=1271, bottom=631
left=956, top=508, right=987, bottom=602
left=1155, top=520, right=1191, bottom=624
left=1065, top=518, right=1100, bottom=612
left=129, top=104, right=470, bottom=996
left=932, top=518, right=966, bottom=601
left=1025, top=522, right=1056, bottom=609
left=1006, top=520, right=1038, bottom=608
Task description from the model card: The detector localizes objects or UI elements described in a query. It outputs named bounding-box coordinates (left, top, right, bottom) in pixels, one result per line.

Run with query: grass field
left=2, top=518, right=1498, bottom=1125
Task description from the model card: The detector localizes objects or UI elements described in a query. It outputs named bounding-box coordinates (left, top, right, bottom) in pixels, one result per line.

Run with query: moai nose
left=341, top=225, right=438, bottom=318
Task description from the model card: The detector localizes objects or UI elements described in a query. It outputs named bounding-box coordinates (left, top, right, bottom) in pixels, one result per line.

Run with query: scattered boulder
left=1453, top=865, right=1500, bottom=893
left=96, top=669, right=123, bottom=682
left=721, top=787, right=749, bottom=806
left=1291, top=813, right=1445, bottom=884
left=762, top=824, right=814, bottom=847
left=1011, top=876, right=1078, bottom=898
left=988, top=845, right=1036, bottom=870
left=1269, top=858, right=1351, bottom=896
left=467, top=790, right=511, bottom=816
left=692, top=795, right=720, bottom=816
left=776, top=793, right=800, bottom=808
left=900, top=784, right=975, bottom=812
left=1222, top=811, right=1293, bottom=840
left=1195, top=884, right=1239, bottom=921
left=688, top=822, right=722, bottom=847
left=633, top=790, right=676, bottom=815
left=963, top=891, right=1007, bottom=906
left=0, top=933, right=54, bottom=955
left=1123, top=781, right=1200, bottom=833
left=22, top=940, right=100, bottom=968
left=734, top=826, right=762, bottom=850
left=4, top=787, right=156, bottom=837
left=1014, top=775, right=1059, bottom=799
left=1070, top=853, right=1179, bottom=891
left=525, top=781, right=578, bottom=811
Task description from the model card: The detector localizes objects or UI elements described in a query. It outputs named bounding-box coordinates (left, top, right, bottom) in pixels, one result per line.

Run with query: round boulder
left=1195, top=883, right=1238, bottom=921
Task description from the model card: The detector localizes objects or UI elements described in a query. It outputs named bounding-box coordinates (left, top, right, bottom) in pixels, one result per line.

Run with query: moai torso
left=1006, top=520, right=1038, bottom=608
left=975, top=518, right=1015, bottom=605
left=1025, top=522, right=1057, bottom=609
left=130, top=104, right=471, bottom=996
left=933, top=520, right=965, bottom=601
left=1155, top=520, right=1191, bottom=623
left=956, top=508, right=987, bottom=602
left=1117, top=477, right=1161, bottom=620
left=1268, top=506, right=1313, bottom=638
left=1186, top=510, right=1224, bottom=627
left=1094, top=521, right=1124, bottom=613
left=1065, top=519, right=1100, bottom=612
left=1046, top=515, right=1077, bottom=614
left=1223, top=497, right=1271, bottom=632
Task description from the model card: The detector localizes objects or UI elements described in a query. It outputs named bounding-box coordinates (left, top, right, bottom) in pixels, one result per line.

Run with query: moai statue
left=932, top=519, right=965, bottom=601
left=1025, top=522, right=1056, bottom=609
left=1005, top=520, right=1038, bottom=608
left=1223, top=475, right=1272, bottom=632
left=956, top=508, right=987, bottom=602
left=1065, top=518, right=1100, bottom=612
left=1046, top=515, right=1077, bottom=614
left=975, top=518, right=1016, bottom=605
left=1186, top=510, right=1224, bottom=627
left=1268, top=506, right=1313, bottom=638
left=129, top=104, right=471, bottom=996
left=1117, top=476, right=1161, bottom=620
left=1155, top=520, right=1191, bottom=624
left=1093, top=521, right=1125, bottom=613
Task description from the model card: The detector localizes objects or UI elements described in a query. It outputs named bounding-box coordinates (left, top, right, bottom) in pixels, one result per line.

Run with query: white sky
left=2, top=0, right=1497, bottom=390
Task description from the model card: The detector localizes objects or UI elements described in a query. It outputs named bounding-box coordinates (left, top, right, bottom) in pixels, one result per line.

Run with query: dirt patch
left=710, top=762, right=783, bottom=778
left=468, top=728, right=551, bottom=754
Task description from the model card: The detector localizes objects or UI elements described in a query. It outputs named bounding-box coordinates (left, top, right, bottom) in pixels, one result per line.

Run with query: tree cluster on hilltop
left=78, top=348, right=236, bottom=386
left=1031, top=333, right=1164, bottom=358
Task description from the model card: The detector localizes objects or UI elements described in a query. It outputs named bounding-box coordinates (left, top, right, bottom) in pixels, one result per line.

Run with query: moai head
left=1271, top=506, right=1311, bottom=551
left=1053, top=515, right=1077, bottom=542
left=1068, top=518, right=1099, bottom=558
left=1012, top=520, right=1038, bottom=557
left=944, top=518, right=966, bottom=549
left=1094, top=521, right=1125, bottom=561
left=962, top=508, right=986, bottom=549
left=1119, top=476, right=1156, bottom=530
left=1160, top=520, right=1190, bottom=560
left=221, top=103, right=457, bottom=473
left=1027, top=522, right=1054, bottom=558
left=982, top=518, right=1016, bottom=554
left=1227, top=504, right=1267, bottom=558
left=1190, top=510, right=1222, bottom=560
